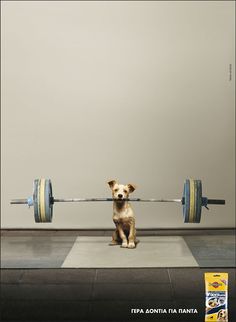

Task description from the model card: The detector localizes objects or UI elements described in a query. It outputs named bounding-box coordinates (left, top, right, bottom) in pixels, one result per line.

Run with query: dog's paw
left=128, top=242, right=136, bottom=249
left=109, top=241, right=119, bottom=246
left=121, top=242, right=128, bottom=248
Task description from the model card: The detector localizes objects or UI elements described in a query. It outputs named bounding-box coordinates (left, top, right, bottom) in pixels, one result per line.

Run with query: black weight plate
left=195, top=180, right=202, bottom=223
left=49, top=180, right=53, bottom=221
left=33, top=179, right=40, bottom=222
left=45, top=179, right=53, bottom=222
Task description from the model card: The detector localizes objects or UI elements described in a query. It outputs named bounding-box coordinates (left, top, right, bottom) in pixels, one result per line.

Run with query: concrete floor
left=1, top=267, right=236, bottom=321
left=1, top=229, right=235, bottom=268
left=1, top=229, right=235, bottom=321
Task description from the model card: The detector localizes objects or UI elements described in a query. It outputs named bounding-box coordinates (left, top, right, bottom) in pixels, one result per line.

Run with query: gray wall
left=1, top=1, right=235, bottom=229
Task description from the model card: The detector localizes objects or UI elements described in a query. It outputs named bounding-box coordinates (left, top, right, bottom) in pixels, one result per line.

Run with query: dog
left=108, top=180, right=138, bottom=249
left=217, top=309, right=227, bottom=321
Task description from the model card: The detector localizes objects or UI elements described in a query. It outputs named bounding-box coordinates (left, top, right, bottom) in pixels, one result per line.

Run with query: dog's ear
left=107, top=180, right=117, bottom=189
left=127, top=183, right=136, bottom=193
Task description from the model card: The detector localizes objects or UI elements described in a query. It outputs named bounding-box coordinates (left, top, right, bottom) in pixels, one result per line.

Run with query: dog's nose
left=118, top=194, right=123, bottom=199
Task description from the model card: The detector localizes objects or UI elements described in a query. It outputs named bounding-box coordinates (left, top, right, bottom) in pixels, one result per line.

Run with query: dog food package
left=205, top=273, right=228, bottom=321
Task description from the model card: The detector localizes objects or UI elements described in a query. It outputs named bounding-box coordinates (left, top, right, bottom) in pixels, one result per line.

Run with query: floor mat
left=61, top=236, right=199, bottom=268
left=184, top=235, right=235, bottom=267
left=1, top=236, right=76, bottom=268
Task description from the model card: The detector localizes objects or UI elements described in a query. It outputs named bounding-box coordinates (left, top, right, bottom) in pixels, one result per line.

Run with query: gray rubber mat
left=1, top=236, right=76, bottom=268
left=62, top=236, right=198, bottom=268
left=184, top=235, right=235, bottom=267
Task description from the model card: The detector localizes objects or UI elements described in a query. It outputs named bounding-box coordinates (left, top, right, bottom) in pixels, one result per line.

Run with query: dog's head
left=217, top=309, right=227, bottom=320
left=107, top=180, right=136, bottom=201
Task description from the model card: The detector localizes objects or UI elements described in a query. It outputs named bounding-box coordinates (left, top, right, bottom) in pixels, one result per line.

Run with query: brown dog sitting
left=108, top=180, right=138, bottom=249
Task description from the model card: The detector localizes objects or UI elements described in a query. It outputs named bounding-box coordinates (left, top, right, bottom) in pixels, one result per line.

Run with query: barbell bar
left=10, top=178, right=225, bottom=223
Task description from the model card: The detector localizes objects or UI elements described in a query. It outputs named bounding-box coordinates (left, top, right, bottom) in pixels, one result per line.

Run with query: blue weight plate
left=193, top=180, right=198, bottom=223
left=183, top=179, right=190, bottom=223
left=182, top=182, right=186, bottom=221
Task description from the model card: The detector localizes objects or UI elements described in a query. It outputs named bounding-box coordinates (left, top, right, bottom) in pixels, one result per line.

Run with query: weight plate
left=49, top=180, right=53, bottom=221
left=193, top=180, right=198, bottom=223
left=189, top=179, right=195, bottom=223
left=39, top=179, right=46, bottom=222
left=33, top=179, right=40, bottom=222
left=183, top=179, right=190, bottom=223
left=195, top=180, right=202, bottom=223
left=45, top=179, right=53, bottom=222
left=183, top=179, right=201, bottom=223
left=37, top=179, right=42, bottom=222
left=38, top=179, right=42, bottom=221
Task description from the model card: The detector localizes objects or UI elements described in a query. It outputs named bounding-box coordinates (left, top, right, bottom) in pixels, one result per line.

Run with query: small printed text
left=131, top=308, right=198, bottom=314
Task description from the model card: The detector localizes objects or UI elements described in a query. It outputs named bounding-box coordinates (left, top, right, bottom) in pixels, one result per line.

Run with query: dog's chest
left=113, top=206, right=133, bottom=224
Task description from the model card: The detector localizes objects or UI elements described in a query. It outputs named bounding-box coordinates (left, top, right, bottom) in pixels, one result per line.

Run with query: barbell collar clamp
left=181, top=197, right=225, bottom=207
left=27, top=197, right=34, bottom=207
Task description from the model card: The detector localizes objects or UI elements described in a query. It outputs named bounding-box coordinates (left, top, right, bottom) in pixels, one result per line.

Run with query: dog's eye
left=114, top=189, right=118, bottom=192
left=124, top=190, right=128, bottom=193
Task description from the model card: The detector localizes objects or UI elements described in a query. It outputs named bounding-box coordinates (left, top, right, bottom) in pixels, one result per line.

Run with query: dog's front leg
left=117, top=224, right=128, bottom=248
left=109, top=228, right=120, bottom=246
left=127, top=218, right=136, bottom=249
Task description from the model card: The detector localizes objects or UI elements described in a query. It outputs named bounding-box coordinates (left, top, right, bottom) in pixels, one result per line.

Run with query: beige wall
left=1, top=1, right=235, bottom=229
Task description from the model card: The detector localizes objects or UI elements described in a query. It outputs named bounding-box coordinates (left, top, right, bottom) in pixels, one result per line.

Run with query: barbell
left=10, top=178, right=225, bottom=223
